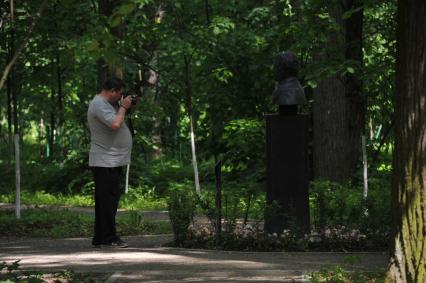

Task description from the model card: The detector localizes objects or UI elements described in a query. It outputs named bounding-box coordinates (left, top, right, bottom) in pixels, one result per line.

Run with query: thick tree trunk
left=97, top=0, right=124, bottom=85
left=387, top=1, right=426, bottom=282
left=313, top=77, right=348, bottom=182
left=344, top=0, right=365, bottom=175
left=313, top=1, right=365, bottom=183
left=313, top=2, right=348, bottom=182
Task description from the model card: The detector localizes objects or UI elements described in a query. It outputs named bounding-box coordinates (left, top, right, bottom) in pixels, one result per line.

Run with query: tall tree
left=97, top=0, right=124, bottom=84
left=9, top=0, right=21, bottom=219
left=313, top=0, right=365, bottom=183
left=387, top=0, right=426, bottom=282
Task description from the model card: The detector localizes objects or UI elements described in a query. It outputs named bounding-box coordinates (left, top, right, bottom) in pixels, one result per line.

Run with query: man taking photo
left=87, top=77, right=135, bottom=248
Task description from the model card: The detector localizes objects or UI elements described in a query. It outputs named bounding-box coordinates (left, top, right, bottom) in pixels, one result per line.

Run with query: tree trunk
left=56, top=50, right=64, bottom=158
left=9, top=0, right=20, bottom=219
left=387, top=1, right=426, bottom=282
left=7, top=78, right=13, bottom=165
left=344, top=0, right=365, bottom=176
left=49, top=88, right=55, bottom=157
left=152, top=53, right=163, bottom=159
left=313, top=1, right=365, bottom=183
left=97, top=0, right=124, bottom=85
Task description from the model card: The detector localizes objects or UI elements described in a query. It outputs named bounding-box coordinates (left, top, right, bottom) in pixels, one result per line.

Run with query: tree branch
left=0, top=0, right=48, bottom=92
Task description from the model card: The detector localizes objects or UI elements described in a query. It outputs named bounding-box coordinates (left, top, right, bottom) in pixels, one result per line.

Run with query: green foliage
left=0, top=260, right=43, bottom=283
left=310, top=266, right=386, bottom=283
left=0, top=260, right=110, bottom=283
left=0, top=0, right=398, bottom=256
left=310, top=179, right=391, bottom=233
left=167, top=186, right=196, bottom=245
left=0, top=191, right=93, bottom=207
left=221, top=119, right=265, bottom=178
left=130, top=159, right=194, bottom=195
left=0, top=209, right=92, bottom=238
left=0, top=209, right=171, bottom=238
left=310, top=181, right=364, bottom=227
left=120, top=185, right=168, bottom=210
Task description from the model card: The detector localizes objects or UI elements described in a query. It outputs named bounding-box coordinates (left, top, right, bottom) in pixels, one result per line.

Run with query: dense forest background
left=0, top=0, right=396, bottom=230
left=4, top=1, right=426, bottom=281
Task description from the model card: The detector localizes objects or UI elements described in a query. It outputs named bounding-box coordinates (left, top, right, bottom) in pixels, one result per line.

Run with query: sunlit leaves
left=212, top=67, right=233, bottom=84
left=281, top=0, right=295, bottom=17
left=210, top=16, right=235, bottom=35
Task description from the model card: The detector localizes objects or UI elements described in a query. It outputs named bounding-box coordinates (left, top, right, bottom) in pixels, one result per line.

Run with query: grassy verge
left=1, top=260, right=111, bottom=283
left=309, top=265, right=386, bottom=282
left=0, top=209, right=171, bottom=238
left=0, top=189, right=168, bottom=211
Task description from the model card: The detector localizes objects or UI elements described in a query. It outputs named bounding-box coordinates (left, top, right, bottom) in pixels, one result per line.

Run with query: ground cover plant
left=0, top=260, right=110, bottom=283
left=309, top=265, right=386, bottom=283
left=166, top=175, right=391, bottom=252
left=0, top=209, right=171, bottom=238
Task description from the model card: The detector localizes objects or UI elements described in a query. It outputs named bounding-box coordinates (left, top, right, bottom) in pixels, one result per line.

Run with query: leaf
left=347, top=67, right=355, bottom=74
left=342, top=6, right=363, bottom=20
left=87, top=40, right=99, bottom=52
left=307, top=80, right=318, bottom=89
left=109, top=14, right=123, bottom=28
left=116, top=3, right=136, bottom=16
left=59, top=0, right=74, bottom=7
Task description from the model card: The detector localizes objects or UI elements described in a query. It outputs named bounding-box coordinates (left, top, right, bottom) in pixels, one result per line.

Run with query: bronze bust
left=272, top=51, right=306, bottom=115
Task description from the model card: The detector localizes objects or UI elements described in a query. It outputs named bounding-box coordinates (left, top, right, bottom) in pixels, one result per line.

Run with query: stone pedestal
left=264, top=114, right=310, bottom=234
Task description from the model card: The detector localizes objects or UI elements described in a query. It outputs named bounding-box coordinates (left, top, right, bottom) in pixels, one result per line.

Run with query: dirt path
left=0, top=235, right=388, bottom=282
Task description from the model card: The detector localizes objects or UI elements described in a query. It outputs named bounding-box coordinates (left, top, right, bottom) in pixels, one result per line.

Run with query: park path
left=0, top=204, right=388, bottom=282
left=0, top=235, right=388, bottom=283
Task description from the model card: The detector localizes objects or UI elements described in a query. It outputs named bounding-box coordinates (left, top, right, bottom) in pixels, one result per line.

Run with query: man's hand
left=111, top=96, right=133, bottom=130
left=120, top=95, right=132, bottom=110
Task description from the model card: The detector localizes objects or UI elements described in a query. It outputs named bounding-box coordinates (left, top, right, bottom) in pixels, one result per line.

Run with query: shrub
left=168, top=187, right=196, bottom=245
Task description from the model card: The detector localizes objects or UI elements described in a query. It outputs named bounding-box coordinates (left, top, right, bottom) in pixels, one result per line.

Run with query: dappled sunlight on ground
left=0, top=235, right=388, bottom=282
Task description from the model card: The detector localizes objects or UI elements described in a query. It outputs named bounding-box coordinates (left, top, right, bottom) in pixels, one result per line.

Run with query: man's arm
left=111, top=96, right=132, bottom=130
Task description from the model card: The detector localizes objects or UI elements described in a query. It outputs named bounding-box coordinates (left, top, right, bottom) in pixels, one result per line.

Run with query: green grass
left=309, top=265, right=386, bottom=282
left=0, top=189, right=168, bottom=210
left=0, top=260, right=111, bottom=282
left=0, top=209, right=171, bottom=238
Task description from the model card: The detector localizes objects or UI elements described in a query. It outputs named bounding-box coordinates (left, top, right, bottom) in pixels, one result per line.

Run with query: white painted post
left=362, top=135, right=368, bottom=216
left=14, top=133, right=21, bottom=219
left=125, top=164, right=130, bottom=194
left=190, top=117, right=201, bottom=196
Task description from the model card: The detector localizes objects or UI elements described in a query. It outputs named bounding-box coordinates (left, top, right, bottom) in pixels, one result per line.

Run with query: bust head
left=273, top=51, right=299, bottom=82
left=272, top=51, right=306, bottom=108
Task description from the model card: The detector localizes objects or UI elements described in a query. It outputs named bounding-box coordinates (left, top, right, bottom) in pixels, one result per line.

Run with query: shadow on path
left=0, top=235, right=388, bottom=282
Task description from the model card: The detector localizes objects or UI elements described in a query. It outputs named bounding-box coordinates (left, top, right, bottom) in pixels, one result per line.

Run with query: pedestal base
left=264, top=114, right=310, bottom=234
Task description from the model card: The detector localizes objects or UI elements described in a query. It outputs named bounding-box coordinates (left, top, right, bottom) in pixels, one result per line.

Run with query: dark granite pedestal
left=264, top=114, right=310, bottom=234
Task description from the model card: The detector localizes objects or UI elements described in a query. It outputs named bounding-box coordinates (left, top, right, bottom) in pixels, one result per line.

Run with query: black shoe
left=104, top=239, right=128, bottom=248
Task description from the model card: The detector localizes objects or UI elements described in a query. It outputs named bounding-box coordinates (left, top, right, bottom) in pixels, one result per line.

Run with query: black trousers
left=91, top=166, right=123, bottom=245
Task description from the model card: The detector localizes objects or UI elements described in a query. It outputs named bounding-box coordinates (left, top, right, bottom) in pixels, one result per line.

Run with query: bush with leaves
left=221, top=119, right=265, bottom=180
left=168, top=186, right=196, bottom=245
left=310, top=180, right=391, bottom=233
